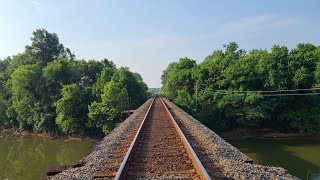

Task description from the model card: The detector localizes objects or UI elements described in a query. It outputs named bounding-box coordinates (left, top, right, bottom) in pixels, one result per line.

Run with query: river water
left=0, top=131, right=95, bottom=180
left=1, top=131, right=320, bottom=180
left=229, top=139, right=320, bottom=180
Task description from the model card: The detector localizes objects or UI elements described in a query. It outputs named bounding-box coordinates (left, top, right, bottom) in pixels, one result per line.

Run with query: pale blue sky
left=1, top=0, right=320, bottom=87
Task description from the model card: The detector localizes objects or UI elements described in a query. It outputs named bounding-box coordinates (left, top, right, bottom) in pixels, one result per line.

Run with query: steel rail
left=115, top=94, right=211, bottom=179
left=159, top=96, right=211, bottom=180
left=114, top=96, right=156, bottom=180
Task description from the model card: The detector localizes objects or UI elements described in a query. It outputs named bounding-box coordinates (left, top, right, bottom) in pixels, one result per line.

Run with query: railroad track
left=94, top=95, right=211, bottom=179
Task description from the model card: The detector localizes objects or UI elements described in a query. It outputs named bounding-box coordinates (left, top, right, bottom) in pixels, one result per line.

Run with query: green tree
left=289, top=43, right=318, bottom=88
left=222, top=50, right=265, bottom=90
left=0, top=97, right=8, bottom=127
left=55, top=84, right=92, bottom=135
left=92, top=67, right=116, bottom=97
left=0, top=67, right=8, bottom=126
left=88, top=80, right=128, bottom=134
left=0, top=59, right=9, bottom=126
left=0, top=28, right=150, bottom=136
left=161, top=62, right=177, bottom=85
left=68, top=59, right=114, bottom=87
left=25, top=29, right=74, bottom=66
left=161, top=57, right=196, bottom=99
left=216, top=93, right=266, bottom=128
left=261, top=45, right=291, bottom=90
left=316, top=62, right=320, bottom=85
left=112, top=67, right=147, bottom=109
left=161, top=42, right=320, bottom=133
left=43, top=58, right=73, bottom=102
left=5, top=53, right=35, bottom=76
left=9, top=65, right=46, bottom=131
left=173, top=90, right=196, bottom=114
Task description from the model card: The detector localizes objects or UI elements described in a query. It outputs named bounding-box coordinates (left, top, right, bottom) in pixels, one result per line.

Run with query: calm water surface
left=229, top=139, right=320, bottom=180
left=0, top=131, right=95, bottom=180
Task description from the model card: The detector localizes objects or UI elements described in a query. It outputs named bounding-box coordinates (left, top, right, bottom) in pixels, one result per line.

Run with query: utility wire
left=194, top=85, right=320, bottom=97
left=262, top=93, right=320, bottom=96
left=205, top=91, right=320, bottom=97
left=197, top=85, right=320, bottom=93
left=213, top=88, right=320, bottom=93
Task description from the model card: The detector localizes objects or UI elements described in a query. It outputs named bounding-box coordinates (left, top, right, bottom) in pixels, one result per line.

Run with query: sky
left=1, top=0, right=320, bottom=87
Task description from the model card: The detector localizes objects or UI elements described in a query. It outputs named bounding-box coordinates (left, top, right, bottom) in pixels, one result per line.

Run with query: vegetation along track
left=95, top=95, right=211, bottom=179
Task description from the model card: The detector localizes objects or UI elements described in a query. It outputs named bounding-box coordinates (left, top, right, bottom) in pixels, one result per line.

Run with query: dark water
left=0, top=132, right=95, bottom=180
left=229, top=139, right=320, bottom=180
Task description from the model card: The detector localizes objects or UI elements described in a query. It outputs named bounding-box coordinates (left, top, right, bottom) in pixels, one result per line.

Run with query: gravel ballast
left=49, top=97, right=299, bottom=179
left=48, top=99, right=152, bottom=180
left=163, top=98, right=299, bottom=180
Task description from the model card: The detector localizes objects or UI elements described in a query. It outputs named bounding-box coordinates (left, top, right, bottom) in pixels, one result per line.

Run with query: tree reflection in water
left=0, top=132, right=94, bottom=180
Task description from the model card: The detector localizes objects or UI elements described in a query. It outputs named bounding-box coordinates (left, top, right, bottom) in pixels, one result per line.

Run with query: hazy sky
left=1, top=0, right=320, bottom=87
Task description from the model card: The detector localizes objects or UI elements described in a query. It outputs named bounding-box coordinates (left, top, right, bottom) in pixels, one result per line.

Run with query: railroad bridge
left=47, top=95, right=297, bottom=180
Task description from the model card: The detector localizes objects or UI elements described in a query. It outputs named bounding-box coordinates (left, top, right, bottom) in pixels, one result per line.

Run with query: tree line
left=0, top=29, right=148, bottom=136
left=161, top=42, right=320, bottom=133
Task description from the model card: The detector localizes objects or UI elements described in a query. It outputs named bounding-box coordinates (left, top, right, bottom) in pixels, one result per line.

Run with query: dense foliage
left=0, top=29, right=148, bottom=135
left=161, top=42, right=320, bottom=133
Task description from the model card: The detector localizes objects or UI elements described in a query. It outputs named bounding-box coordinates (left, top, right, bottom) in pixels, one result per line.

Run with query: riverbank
left=0, top=128, right=102, bottom=142
left=220, top=128, right=320, bottom=140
